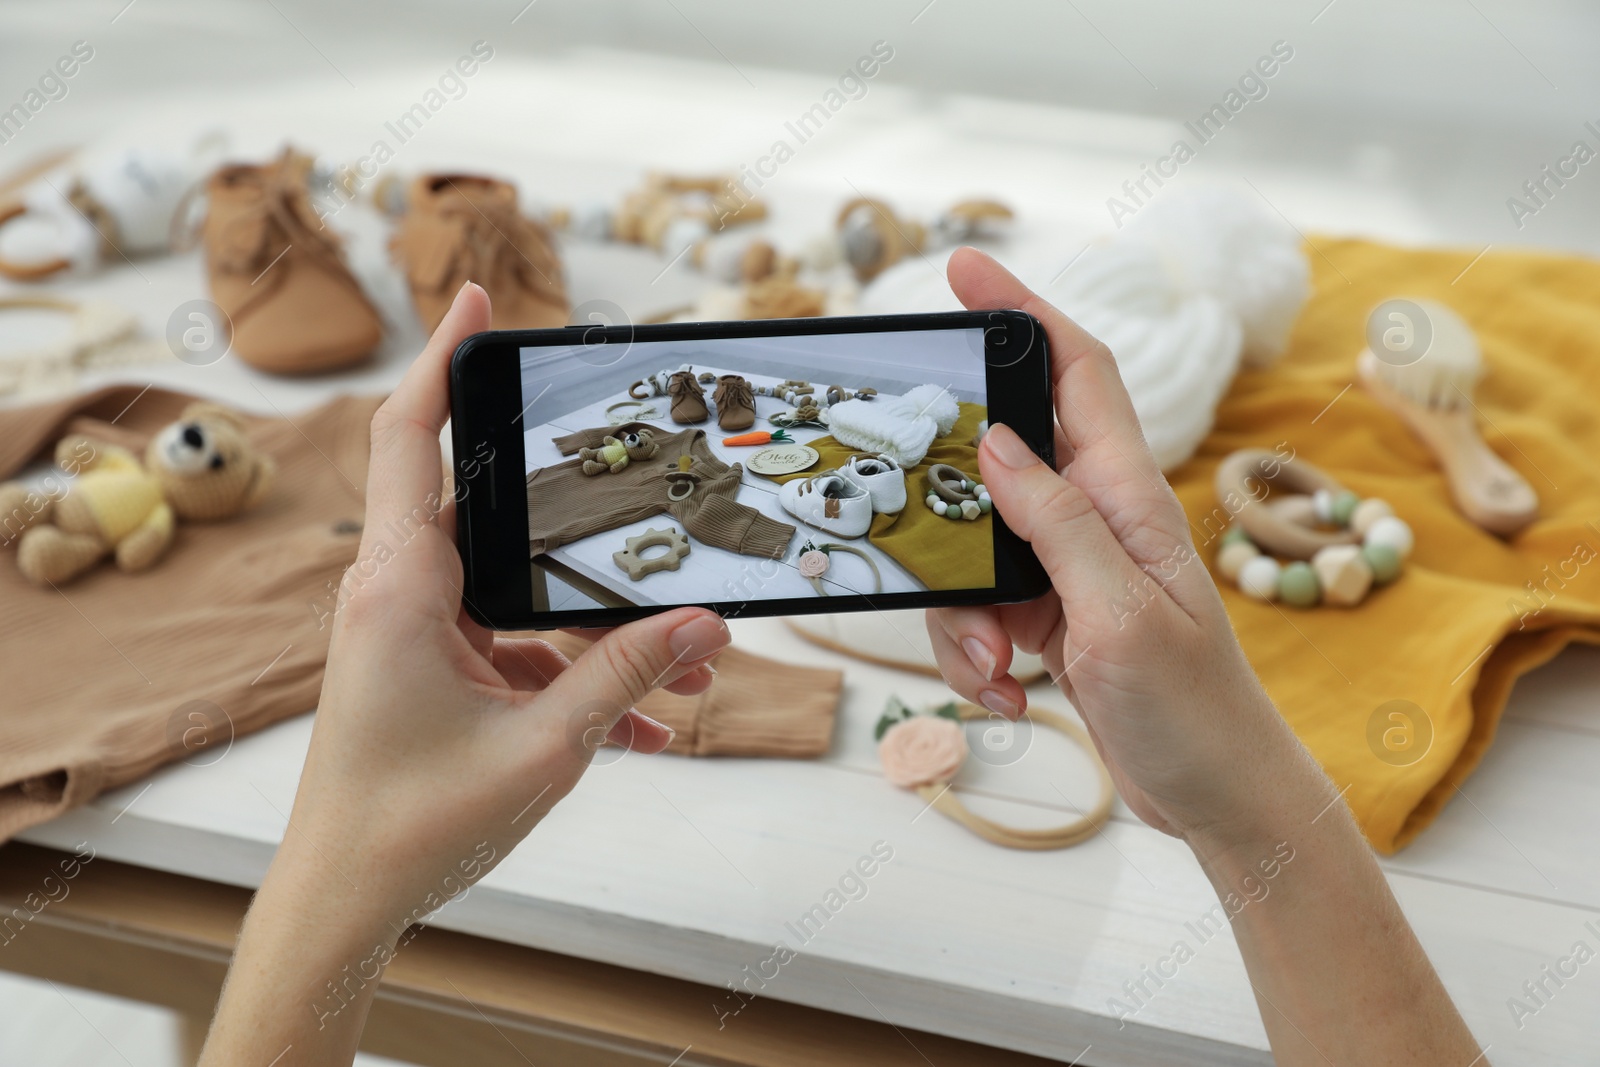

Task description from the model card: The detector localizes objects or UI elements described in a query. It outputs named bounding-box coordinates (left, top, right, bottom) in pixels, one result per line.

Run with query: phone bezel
left=450, top=310, right=1053, bottom=630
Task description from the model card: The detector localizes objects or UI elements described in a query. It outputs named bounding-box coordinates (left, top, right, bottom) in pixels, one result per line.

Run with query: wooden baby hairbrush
left=1355, top=297, right=1538, bottom=538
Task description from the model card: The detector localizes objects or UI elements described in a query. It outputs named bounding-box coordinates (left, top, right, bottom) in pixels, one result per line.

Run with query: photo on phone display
left=518, top=326, right=992, bottom=612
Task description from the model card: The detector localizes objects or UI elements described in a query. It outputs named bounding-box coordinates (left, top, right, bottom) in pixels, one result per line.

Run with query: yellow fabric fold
left=1170, top=237, right=1600, bottom=852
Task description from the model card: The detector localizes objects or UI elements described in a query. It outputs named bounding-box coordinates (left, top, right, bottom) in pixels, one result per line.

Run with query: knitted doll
left=0, top=401, right=275, bottom=585
left=579, top=428, right=658, bottom=476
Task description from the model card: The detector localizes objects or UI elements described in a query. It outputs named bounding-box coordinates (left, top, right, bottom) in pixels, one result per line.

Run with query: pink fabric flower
left=797, top=549, right=830, bottom=578
left=879, top=716, right=967, bottom=788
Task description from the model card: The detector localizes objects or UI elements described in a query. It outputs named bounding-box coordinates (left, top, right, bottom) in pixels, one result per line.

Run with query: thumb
left=980, top=423, right=1150, bottom=626
left=542, top=607, right=729, bottom=754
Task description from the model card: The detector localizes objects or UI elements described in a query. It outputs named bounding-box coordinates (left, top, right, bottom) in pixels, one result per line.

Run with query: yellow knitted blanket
left=1173, top=237, right=1600, bottom=852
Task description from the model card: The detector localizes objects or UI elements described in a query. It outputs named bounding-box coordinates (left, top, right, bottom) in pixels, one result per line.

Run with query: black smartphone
left=449, top=310, right=1053, bottom=630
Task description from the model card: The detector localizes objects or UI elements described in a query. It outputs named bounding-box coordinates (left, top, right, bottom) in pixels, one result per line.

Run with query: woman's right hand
left=927, top=248, right=1336, bottom=855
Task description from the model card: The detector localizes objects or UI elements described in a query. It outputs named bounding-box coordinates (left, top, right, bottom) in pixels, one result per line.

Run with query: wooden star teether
left=612, top=526, right=691, bottom=580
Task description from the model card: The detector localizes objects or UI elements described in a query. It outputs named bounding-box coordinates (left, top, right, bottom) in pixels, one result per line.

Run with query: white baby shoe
left=779, top=472, right=873, bottom=538
left=839, top=453, right=906, bottom=514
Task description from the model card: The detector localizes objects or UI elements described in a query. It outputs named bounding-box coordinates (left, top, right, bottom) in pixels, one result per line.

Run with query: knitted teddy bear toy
left=579, top=428, right=658, bottom=476
left=0, top=401, right=275, bottom=586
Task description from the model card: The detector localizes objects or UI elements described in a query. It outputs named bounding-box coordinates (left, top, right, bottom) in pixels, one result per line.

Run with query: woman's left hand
left=201, top=282, right=731, bottom=1065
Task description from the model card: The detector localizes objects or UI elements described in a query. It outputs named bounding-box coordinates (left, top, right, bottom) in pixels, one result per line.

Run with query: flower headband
left=876, top=697, right=1114, bottom=850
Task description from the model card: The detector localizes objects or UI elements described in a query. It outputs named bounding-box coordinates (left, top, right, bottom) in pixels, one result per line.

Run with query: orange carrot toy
left=722, top=429, right=792, bottom=446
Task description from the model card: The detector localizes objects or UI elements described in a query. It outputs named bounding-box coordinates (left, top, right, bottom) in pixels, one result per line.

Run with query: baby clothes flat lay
left=1176, top=238, right=1600, bottom=853
left=0, top=385, right=379, bottom=843
left=529, top=421, right=796, bottom=558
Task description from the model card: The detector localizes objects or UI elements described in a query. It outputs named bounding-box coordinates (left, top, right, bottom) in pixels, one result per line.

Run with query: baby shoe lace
left=430, top=180, right=564, bottom=305
left=199, top=149, right=375, bottom=319
left=717, top=375, right=754, bottom=410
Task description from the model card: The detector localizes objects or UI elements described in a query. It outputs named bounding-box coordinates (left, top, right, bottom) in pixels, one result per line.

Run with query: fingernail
left=962, top=637, right=996, bottom=681
left=979, top=689, right=1021, bottom=721
left=670, top=613, right=730, bottom=661
left=634, top=709, right=676, bottom=742
left=984, top=423, right=1037, bottom=470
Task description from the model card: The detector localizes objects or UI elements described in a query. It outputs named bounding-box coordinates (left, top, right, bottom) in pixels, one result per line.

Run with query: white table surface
left=7, top=44, right=1600, bottom=1067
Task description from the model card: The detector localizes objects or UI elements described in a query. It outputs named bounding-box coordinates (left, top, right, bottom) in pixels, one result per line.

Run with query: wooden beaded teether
left=1213, top=450, right=1413, bottom=607
left=612, top=526, right=691, bottom=580
left=923, top=463, right=991, bottom=521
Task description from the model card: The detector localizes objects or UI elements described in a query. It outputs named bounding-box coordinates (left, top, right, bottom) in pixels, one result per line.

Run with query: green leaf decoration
left=873, top=713, right=899, bottom=741
left=933, top=701, right=961, bottom=722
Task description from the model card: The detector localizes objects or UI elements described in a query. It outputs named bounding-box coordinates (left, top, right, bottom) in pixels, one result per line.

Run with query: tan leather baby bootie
left=392, top=174, right=568, bottom=332
left=668, top=369, right=709, bottom=424
left=202, top=149, right=383, bottom=374
left=713, top=374, right=755, bottom=431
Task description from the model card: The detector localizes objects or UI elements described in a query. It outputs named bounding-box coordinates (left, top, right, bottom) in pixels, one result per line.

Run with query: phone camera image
left=519, top=326, right=992, bottom=613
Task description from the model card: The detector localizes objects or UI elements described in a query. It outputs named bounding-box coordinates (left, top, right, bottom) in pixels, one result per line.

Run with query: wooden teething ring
left=926, top=463, right=978, bottom=505
left=1214, top=449, right=1359, bottom=560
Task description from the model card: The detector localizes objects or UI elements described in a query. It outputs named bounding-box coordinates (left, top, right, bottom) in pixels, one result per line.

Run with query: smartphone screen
left=451, top=312, right=1051, bottom=629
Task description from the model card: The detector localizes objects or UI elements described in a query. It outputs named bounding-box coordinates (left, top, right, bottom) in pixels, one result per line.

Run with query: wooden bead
left=1279, top=561, right=1321, bottom=608
left=1351, top=498, right=1395, bottom=538
left=1217, top=540, right=1260, bottom=582
left=1238, top=556, right=1281, bottom=601
left=1311, top=544, right=1373, bottom=606
left=1362, top=542, right=1402, bottom=584
left=1364, top=515, right=1413, bottom=560
left=1331, top=490, right=1360, bottom=527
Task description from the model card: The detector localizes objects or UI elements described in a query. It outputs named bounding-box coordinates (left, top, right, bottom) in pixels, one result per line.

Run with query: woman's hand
left=201, top=283, right=731, bottom=1065
left=927, top=248, right=1333, bottom=853
left=928, top=250, right=1483, bottom=1067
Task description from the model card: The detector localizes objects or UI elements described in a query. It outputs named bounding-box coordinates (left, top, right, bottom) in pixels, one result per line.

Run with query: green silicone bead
left=1279, top=561, right=1321, bottom=608
left=1331, top=490, right=1360, bottom=527
left=1222, top=525, right=1250, bottom=547
left=978, top=497, right=993, bottom=514
left=945, top=505, right=962, bottom=520
left=1361, top=543, right=1402, bottom=584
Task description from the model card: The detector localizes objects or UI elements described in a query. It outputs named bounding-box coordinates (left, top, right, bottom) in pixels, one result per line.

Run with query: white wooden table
left=6, top=41, right=1600, bottom=1066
